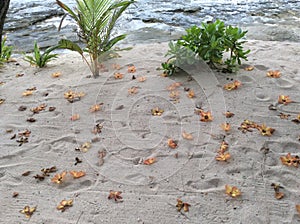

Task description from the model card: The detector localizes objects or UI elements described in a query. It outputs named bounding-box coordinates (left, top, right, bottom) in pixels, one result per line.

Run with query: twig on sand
left=76, top=211, right=83, bottom=224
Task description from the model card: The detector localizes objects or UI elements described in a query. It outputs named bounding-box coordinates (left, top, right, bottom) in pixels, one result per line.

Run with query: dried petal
left=187, top=90, right=195, bottom=98
left=223, top=80, right=241, bottom=91
left=221, top=122, right=231, bottom=132
left=20, top=206, right=36, bottom=218
left=128, top=86, right=139, bottom=95
left=182, top=131, right=193, bottom=140
left=114, top=72, right=124, bottom=79
left=108, top=190, right=122, bottom=202
left=70, top=114, right=80, bottom=121
left=52, top=72, right=61, bottom=78
left=200, top=110, right=213, bottom=122
left=22, top=90, right=33, bottom=96
left=128, top=65, right=136, bottom=73
left=244, top=65, right=254, bottom=71
left=51, top=171, right=67, bottom=184
left=278, top=95, right=292, bottom=105
left=168, top=139, right=178, bottom=149
left=224, top=111, right=235, bottom=118
left=151, top=107, right=164, bottom=116
left=257, top=124, right=275, bottom=136
left=69, top=171, right=86, bottom=179
left=225, top=185, right=241, bottom=198
left=267, top=70, right=281, bottom=78
left=137, top=76, right=146, bottom=82
left=215, top=152, right=231, bottom=161
left=90, top=103, right=103, bottom=112
left=143, top=158, right=156, bottom=165
left=57, top=199, right=73, bottom=212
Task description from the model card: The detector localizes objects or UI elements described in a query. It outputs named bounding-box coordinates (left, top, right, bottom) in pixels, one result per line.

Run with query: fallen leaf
left=128, top=86, right=139, bottom=95
left=278, top=113, right=290, bottom=120
left=278, top=95, right=292, bottom=105
left=49, top=106, right=56, bottom=111
left=275, top=192, right=284, bottom=200
left=244, top=65, right=254, bottom=71
left=187, top=90, right=195, bottom=98
left=31, top=104, right=47, bottom=114
left=18, top=106, right=27, bottom=111
left=151, top=107, right=164, bottom=116
left=137, top=76, right=146, bottom=82
left=26, top=118, right=36, bottom=123
left=18, top=129, right=31, bottom=137
left=224, top=111, right=235, bottom=118
left=89, top=103, right=103, bottom=112
left=26, top=87, right=37, bottom=91
left=108, top=190, right=123, bottom=202
left=215, top=152, right=231, bottom=161
left=92, top=123, right=103, bottom=134
left=0, top=99, right=5, bottom=105
left=98, top=149, right=107, bottom=166
left=182, top=131, right=193, bottom=140
left=223, top=80, right=241, bottom=91
left=41, top=166, right=57, bottom=176
left=16, top=73, right=24, bottom=77
left=218, top=141, right=229, bottom=153
left=80, top=142, right=91, bottom=152
left=257, top=124, right=275, bottom=136
left=22, top=171, right=31, bottom=176
left=114, top=72, right=124, bottom=79
left=20, top=206, right=36, bottom=218
left=57, top=199, right=73, bottom=212
left=70, top=114, right=80, bottom=121
left=280, top=153, right=299, bottom=167
left=267, top=70, right=281, bottom=78
left=176, top=199, right=190, bottom=212
left=12, top=192, right=19, bottom=198
left=143, top=158, right=156, bottom=165
left=200, top=110, right=213, bottom=122
left=51, top=171, right=67, bottom=184
left=69, top=171, right=86, bottom=179
left=221, top=122, right=231, bottom=132
left=16, top=137, right=28, bottom=146
left=271, top=183, right=284, bottom=200
left=296, top=205, right=300, bottom=215
left=225, top=184, right=241, bottom=198
left=52, top=72, right=61, bottom=78
left=128, top=65, right=136, bottom=73
left=64, top=90, right=85, bottom=102
left=168, top=139, right=178, bottom=149
left=22, top=90, right=33, bottom=96
left=34, top=174, right=45, bottom=181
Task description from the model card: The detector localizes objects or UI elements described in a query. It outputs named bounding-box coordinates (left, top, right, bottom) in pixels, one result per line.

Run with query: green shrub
left=0, top=36, right=13, bottom=62
left=163, top=19, right=250, bottom=75
left=23, top=41, right=59, bottom=68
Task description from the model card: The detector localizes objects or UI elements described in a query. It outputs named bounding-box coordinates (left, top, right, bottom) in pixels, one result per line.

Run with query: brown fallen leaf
left=296, top=204, right=300, bottom=215
left=26, top=87, right=37, bottom=91
left=12, top=192, right=19, bottom=198
left=70, top=114, right=80, bottom=121
left=41, top=166, right=57, bottom=176
left=57, top=199, right=73, bottom=212
left=18, top=106, right=27, bottom=111
left=16, top=73, right=24, bottom=77
left=108, top=190, right=123, bottom=202
left=168, top=139, right=178, bottom=149
left=20, top=206, right=37, bottom=218
left=31, top=104, right=47, bottom=113
left=26, top=118, right=36, bottom=123
left=267, top=70, right=281, bottom=78
left=52, top=72, right=61, bottom=78
left=34, top=174, right=45, bottom=181
left=225, top=184, right=241, bottom=198
left=49, top=106, right=56, bottom=111
left=278, top=112, right=290, bottom=120
left=98, top=149, right=107, bottom=166
left=176, top=199, right=190, bottom=212
left=22, top=171, right=31, bottom=176
left=182, top=131, right=193, bottom=140
left=0, top=99, right=5, bottom=105
left=92, top=123, right=103, bottom=134
left=69, top=171, right=86, bottom=179
left=51, top=171, right=67, bottom=184
left=143, top=158, right=156, bottom=165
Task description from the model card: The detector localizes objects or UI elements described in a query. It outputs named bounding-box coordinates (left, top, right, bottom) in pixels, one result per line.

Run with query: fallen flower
left=51, top=171, right=67, bottom=184
left=69, top=171, right=86, bottom=179
left=278, top=113, right=290, bottom=120
left=114, top=72, right=124, bottom=79
left=225, top=184, right=241, bottom=198
left=52, top=72, right=61, bottom=78
left=137, top=76, right=146, bottom=82
left=176, top=199, right=190, bottom=212
left=168, top=139, right=178, bottom=149
left=151, top=107, right=164, bottom=116
left=70, top=114, right=80, bottom=121
left=89, top=103, right=103, bottom=112
left=79, top=142, right=91, bottom=152
left=221, top=122, right=231, bottom=132
left=128, top=86, right=139, bottom=95
left=143, top=158, right=156, bottom=165
left=224, top=111, right=235, bottom=118
left=128, top=65, right=136, bottom=73
left=271, top=183, right=284, bottom=200
left=257, top=124, right=275, bottom=136
left=20, top=206, right=36, bottom=218
left=108, top=190, right=123, bottom=202
left=215, top=152, right=231, bottom=161
left=280, top=153, right=299, bottom=167
left=0, top=99, right=5, bottom=105
left=200, top=110, right=213, bottom=122
left=223, top=80, right=241, bottom=91
left=22, top=90, right=33, bottom=96
left=278, top=95, right=292, bottom=105
left=57, top=199, right=73, bottom=212
left=267, top=70, right=281, bottom=78
left=187, top=90, right=195, bottom=98
left=182, top=131, right=193, bottom=140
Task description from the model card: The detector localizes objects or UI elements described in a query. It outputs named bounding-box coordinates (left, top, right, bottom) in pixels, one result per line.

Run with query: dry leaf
left=176, top=199, right=190, bottom=212
left=41, top=166, right=57, bottom=176
left=168, top=139, right=178, bottom=149
left=89, top=103, right=103, bottom=112
left=31, top=103, right=47, bottom=114
left=296, top=205, right=300, bottom=215
left=137, top=76, right=146, bottom=82
left=278, top=113, right=290, bottom=120
left=151, top=107, right=164, bottom=116
left=143, top=158, right=156, bottom=165
left=80, top=142, right=91, bottom=152
left=114, top=72, right=124, bottom=79
left=20, top=206, right=36, bottom=218
left=64, top=90, right=85, bottom=102
left=216, top=152, right=231, bottom=161
left=257, top=124, right=275, bottom=136
left=22, top=90, right=33, bottom=96
left=280, top=153, right=299, bottom=167
left=182, top=131, right=193, bottom=140
left=52, top=72, right=61, bottom=78
left=128, top=86, right=139, bottom=95
left=108, top=190, right=123, bottom=202
left=200, top=110, right=213, bottom=122
left=267, top=70, right=281, bottom=78
left=51, top=171, right=67, bottom=184
left=224, top=111, right=235, bottom=118
left=57, top=199, right=73, bottom=212
left=49, top=106, right=56, bottom=111
left=0, top=99, right=5, bottom=105
left=187, top=90, right=195, bottom=98
left=221, top=122, right=231, bottom=132
left=22, top=171, right=31, bottom=176
left=13, top=192, right=19, bottom=198
left=218, top=141, right=229, bottom=153
left=128, top=65, right=136, bottom=73
left=223, top=80, right=242, bottom=91
left=225, top=184, right=241, bottom=198
left=278, top=95, right=292, bottom=105
left=70, top=114, right=80, bottom=121
left=69, top=171, right=86, bottom=179
left=244, top=65, right=254, bottom=71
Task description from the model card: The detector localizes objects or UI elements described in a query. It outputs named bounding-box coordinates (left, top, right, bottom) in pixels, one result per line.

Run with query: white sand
left=0, top=40, right=300, bottom=223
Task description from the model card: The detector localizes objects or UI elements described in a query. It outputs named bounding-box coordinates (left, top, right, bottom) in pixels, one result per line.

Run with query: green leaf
left=58, top=39, right=83, bottom=55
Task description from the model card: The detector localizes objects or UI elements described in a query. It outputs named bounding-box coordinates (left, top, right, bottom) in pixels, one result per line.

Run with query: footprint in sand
left=273, top=78, right=295, bottom=89
left=237, top=75, right=256, bottom=84
left=253, top=87, right=271, bottom=102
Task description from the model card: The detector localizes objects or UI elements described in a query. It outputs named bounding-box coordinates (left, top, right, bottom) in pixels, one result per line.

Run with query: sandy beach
left=0, top=39, right=300, bottom=223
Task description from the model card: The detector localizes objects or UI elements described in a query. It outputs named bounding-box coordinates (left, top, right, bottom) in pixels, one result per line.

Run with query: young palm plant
left=56, top=0, right=134, bottom=78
